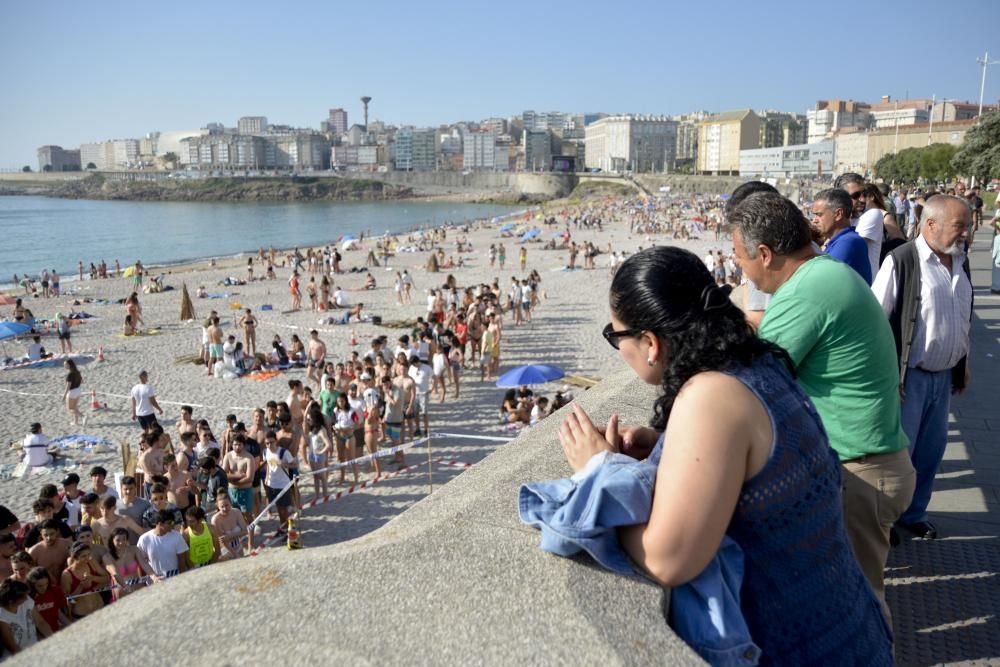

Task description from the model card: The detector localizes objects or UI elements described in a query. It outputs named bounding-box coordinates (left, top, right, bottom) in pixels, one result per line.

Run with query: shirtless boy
left=164, top=456, right=197, bottom=510
left=222, top=436, right=257, bottom=524
left=206, top=317, right=224, bottom=377
left=306, top=330, right=327, bottom=390
left=211, top=494, right=247, bottom=561
left=27, top=520, right=71, bottom=580
left=137, top=433, right=165, bottom=497
left=176, top=406, right=197, bottom=440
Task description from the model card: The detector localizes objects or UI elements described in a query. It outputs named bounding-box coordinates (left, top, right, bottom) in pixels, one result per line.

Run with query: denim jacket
left=519, top=451, right=760, bottom=667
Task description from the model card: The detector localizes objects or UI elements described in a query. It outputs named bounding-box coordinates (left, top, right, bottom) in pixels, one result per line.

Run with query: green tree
left=874, top=143, right=957, bottom=184
left=86, top=162, right=97, bottom=170
left=42, top=164, right=53, bottom=172
left=163, top=152, right=179, bottom=168
left=952, top=111, right=1000, bottom=183
left=21, top=165, right=31, bottom=172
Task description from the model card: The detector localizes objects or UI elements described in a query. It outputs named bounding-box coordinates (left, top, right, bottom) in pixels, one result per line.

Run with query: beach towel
left=50, top=434, right=113, bottom=453
left=260, top=304, right=273, bottom=311
left=248, top=369, right=283, bottom=381
left=0, top=354, right=94, bottom=371
left=206, top=293, right=229, bottom=299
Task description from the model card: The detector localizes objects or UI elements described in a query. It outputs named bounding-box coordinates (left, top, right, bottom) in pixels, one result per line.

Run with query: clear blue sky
left=2, top=0, right=999, bottom=169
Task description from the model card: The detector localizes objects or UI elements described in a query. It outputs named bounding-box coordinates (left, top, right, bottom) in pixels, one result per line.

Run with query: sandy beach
left=0, top=195, right=730, bottom=550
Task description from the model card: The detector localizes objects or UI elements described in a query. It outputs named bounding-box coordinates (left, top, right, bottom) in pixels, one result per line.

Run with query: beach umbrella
left=496, top=364, right=565, bottom=387
left=180, top=283, right=195, bottom=321
left=0, top=322, right=31, bottom=340
left=0, top=295, right=16, bottom=306
left=0, top=321, right=31, bottom=358
left=342, top=239, right=358, bottom=251
left=499, top=223, right=515, bottom=232
left=123, top=266, right=136, bottom=278
left=520, top=228, right=540, bottom=242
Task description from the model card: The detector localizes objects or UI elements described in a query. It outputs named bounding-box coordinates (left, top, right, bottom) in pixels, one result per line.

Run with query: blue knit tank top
left=652, top=354, right=893, bottom=665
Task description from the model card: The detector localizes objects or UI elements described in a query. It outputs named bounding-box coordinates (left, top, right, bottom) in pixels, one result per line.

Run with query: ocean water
left=0, top=196, right=519, bottom=285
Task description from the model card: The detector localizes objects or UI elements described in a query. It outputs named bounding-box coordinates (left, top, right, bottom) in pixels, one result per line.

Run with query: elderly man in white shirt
left=871, top=194, right=973, bottom=540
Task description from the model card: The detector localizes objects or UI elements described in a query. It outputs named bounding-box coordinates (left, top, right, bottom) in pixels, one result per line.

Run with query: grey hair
left=834, top=172, right=865, bottom=189
left=730, top=193, right=812, bottom=259
left=919, top=194, right=971, bottom=227
left=813, top=188, right=854, bottom=218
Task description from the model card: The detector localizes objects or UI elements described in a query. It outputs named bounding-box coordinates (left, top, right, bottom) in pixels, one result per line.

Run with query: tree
left=86, top=162, right=97, bottom=170
left=952, top=111, right=1000, bottom=184
left=874, top=143, right=957, bottom=184
left=42, top=164, right=53, bottom=172
left=163, top=152, right=178, bottom=166
left=21, top=165, right=31, bottom=172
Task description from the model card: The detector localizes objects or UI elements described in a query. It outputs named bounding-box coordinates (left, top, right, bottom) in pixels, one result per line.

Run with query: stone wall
left=17, top=369, right=703, bottom=666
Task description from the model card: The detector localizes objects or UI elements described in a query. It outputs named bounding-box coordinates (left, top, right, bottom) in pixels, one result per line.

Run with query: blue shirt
left=826, top=227, right=872, bottom=284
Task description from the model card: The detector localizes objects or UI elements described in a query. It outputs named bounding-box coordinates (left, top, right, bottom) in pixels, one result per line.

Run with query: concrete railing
left=17, top=369, right=703, bottom=665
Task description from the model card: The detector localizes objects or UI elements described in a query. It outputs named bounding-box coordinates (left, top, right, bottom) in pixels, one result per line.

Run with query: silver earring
left=647, top=358, right=655, bottom=367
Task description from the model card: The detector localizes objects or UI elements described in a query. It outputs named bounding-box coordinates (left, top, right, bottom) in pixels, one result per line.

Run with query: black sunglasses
left=602, top=322, right=642, bottom=350
left=850, top=191, right=865, bottom=200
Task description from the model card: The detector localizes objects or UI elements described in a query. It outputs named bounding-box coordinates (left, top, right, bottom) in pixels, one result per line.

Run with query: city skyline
left=2, top=0, right=999, bottom=169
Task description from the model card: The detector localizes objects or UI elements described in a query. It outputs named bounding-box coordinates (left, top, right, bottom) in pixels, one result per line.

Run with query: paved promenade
left=886, top=230, right=1000, bottom=666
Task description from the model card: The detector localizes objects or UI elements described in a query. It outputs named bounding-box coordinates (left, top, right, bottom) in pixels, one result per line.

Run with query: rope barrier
left=64, top=570, right=180, bottom=602
left=299, top=461, right=428, bottom=511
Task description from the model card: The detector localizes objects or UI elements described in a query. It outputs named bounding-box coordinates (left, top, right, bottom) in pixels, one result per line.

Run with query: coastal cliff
left=0, top=174, right=414, bottom=202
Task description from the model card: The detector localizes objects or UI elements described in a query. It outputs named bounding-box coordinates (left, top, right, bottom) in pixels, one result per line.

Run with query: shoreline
left=0, top=201, right=538, bottom=292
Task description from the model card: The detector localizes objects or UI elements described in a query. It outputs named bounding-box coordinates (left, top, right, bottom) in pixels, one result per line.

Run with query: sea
left=0, top=196, right=520, bottom=287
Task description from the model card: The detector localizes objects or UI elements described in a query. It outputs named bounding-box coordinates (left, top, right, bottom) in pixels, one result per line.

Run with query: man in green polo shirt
left=730, top=191, right=914, bottom=622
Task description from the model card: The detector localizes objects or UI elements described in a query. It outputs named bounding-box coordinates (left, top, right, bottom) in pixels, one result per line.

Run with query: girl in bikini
left=332, top=393, right=359, bottom=484
left=238, top=308, right=257, bottom=357
left=104, top=527, right=152, bottom=600
left=60, top=542, right=109, bottom=619
left=362, top=384, right=383, bottom=477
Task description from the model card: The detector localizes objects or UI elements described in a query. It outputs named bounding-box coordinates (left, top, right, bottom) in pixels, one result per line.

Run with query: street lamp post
left=977, top=51, right=1000, bottom=121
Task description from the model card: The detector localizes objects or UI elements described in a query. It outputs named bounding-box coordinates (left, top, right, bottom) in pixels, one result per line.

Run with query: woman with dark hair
left=861, top=182, right=906, bottom=247
left=0, top=578, right=52, bottom=656
left=558, top=246, right=892, bottom=664
left=63, top=358, right=83, bottom=426
left=104, top=527, right=152, bottom=600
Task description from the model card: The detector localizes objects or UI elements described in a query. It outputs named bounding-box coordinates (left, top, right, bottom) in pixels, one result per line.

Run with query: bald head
left=920, top=194, right=970, bottom=257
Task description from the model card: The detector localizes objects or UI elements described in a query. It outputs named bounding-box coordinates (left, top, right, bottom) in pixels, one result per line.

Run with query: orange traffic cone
left=350, top=330, right=357, bottom=346
left=90, top=390, right=101, bottom=410
left=96, top=346, right=106, bottom=362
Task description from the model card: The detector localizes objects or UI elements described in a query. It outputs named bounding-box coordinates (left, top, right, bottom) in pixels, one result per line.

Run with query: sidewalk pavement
left=886, top=230, right=1000, bottom=666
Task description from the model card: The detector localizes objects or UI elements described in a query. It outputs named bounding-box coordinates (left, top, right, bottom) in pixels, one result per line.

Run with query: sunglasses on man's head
left=602, top=323, right=642, bottom=350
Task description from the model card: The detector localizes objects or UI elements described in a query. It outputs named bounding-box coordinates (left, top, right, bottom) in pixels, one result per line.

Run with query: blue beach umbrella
left=520, top=228, right=540, bottom=242
left=499, top=223, right=515, bottom=232
left=0, top=322, right=31, bottom=340
left=496, top=364, right=565, bottom=387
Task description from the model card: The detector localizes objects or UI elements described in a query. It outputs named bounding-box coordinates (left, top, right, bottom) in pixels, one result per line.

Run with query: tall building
left=237, top=116, right=268, bottom=135
left=806, top=100, right=871, bottom=143
left=328, top=108, right=348, bottom=136
left=584, top=115, right=678, bottom=173
left=523, top=130, right=553, bottom=171
left=463, top=130, right=509, bottom=171
left=37, top=145, right=81, bottom=172
left=675, top=111, right=710, bottom=165
left=183, top=132, right=329, bottom=170
left=78, top=140, right=139, bottom=169
left=394, top=127, right=437, bottom=171
left=757, top=111, right=808, bottom=148
left=696, top=109, right=761, bottom=175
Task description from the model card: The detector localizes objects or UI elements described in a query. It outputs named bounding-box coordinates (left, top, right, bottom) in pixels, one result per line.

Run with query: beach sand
left=0, top=200, right=730, bottom=550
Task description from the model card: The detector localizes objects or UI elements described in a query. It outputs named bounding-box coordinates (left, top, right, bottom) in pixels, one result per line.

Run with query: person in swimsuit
left=63, top=359, right=84, bottom=427
left=360, top=377, right=383, bottom=477
left=60, top=542, right=109, bottom=620
left=55, top=312, right=72, bottom=354
left=289, top=272, right=301, bottom=310
left=305, top=405, right=332, bottom=500
left=332, top=393, right=359, bottom=484
left=104, top=527, right=152, bottom=600
left=237, top=309, right=257, bottom=357
left=211, top=494, right=247, bottom=560
left=125, top=292, right=145, bottom=329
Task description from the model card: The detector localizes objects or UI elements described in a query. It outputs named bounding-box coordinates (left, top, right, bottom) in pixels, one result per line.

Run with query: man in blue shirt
left=811, top=188, right=873, bottom=284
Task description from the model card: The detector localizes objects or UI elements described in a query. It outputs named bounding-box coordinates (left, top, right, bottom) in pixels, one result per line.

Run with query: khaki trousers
left=841, top=448, right=916, bottom=625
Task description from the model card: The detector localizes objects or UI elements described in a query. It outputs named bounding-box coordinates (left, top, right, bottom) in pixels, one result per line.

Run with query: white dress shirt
left=871, top=235, right=972, bottom=372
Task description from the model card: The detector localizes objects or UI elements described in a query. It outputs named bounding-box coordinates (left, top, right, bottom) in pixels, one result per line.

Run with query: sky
left=2, top=0, right=999, bottom=169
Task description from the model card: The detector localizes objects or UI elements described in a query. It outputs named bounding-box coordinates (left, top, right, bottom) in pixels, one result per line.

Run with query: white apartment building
left=739, top=141, right=835, bottom=178
left=584, top=115, right=678, bottom=173
left=806, top=100, right=871, bottom=143
left=238, top=116, right=268, bottom=135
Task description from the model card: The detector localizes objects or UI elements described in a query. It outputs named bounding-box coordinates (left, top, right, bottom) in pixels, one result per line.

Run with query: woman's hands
left=558, top=404, right=621, bottom=472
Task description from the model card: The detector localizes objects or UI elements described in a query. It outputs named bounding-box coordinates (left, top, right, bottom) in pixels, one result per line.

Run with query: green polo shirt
left=758, top=255, right=908, bottom=461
